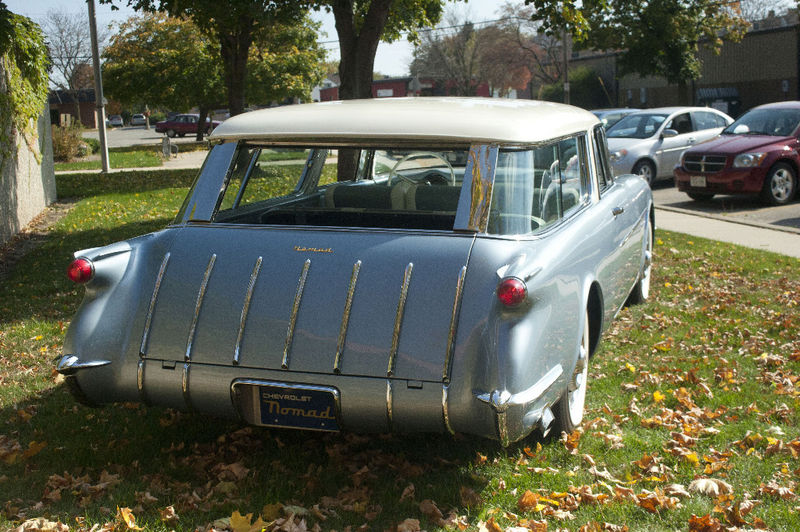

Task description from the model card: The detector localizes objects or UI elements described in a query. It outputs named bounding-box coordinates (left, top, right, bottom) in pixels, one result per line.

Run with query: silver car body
left=607, top=106, right=733, bottom=183
left=58, top=98, right=653, bottom=445
left=591, top=108, right=640, bottom=130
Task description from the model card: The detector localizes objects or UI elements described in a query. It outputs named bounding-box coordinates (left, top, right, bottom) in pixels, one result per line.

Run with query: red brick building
left=48, top=89, right=99, bottom=128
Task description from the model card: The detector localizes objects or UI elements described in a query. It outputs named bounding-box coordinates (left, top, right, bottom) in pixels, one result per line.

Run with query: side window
left=695, top=111, right=726, bottom=130
left=216, top=147, right=310, bottom=220
left=667, top=113, right=693, bottom=134
left=592, top=126, right=613, bottom=191
left=558, top=136, right=590, bottom=218
left=489, top=135, right=589, bottom=235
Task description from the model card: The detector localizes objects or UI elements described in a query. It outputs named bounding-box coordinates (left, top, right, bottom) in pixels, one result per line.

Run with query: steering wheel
left=421, top=171, right=450, bottom=186
left=388, top=151, right=456, bottom=186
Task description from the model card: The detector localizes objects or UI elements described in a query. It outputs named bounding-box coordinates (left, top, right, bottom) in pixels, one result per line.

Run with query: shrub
left=82, top=136, right=100, bottom=154
left=51, top=124, right=85, bottom=162
left=540, top=67, right=610, bottom=110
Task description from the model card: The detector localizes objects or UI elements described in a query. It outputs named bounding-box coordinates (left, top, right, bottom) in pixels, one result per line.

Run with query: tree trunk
left=331, top=0, right=392, bottom=181
left=217, top=15, right=253, bottom=117
left=332, top=0, right=393, bottom=100
left=196, top=106, right=209, bottom=141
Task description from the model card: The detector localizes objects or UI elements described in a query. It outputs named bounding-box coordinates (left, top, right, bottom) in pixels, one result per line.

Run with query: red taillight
left=67, top=257, right=94, bottom=284
left=497, top=277, right=527, bottom=307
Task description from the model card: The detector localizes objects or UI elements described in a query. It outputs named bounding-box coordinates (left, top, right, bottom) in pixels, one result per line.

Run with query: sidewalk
left=55, top=149, right=208, bottom=175
left=656, top=208, right=800, bottom=258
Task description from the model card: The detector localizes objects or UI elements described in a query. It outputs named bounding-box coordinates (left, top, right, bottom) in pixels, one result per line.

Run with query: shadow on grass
left=55, top=169, right=199, bottom=199
left=1, top=381, right=502, bottom=529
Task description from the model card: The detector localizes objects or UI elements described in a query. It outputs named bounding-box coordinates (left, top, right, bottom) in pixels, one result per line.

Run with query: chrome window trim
left=454, top=144, right=498, bottom=232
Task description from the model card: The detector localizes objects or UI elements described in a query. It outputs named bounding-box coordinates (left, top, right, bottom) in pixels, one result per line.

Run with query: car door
left=590, top=127, right=642, bottom=315
left=656, top=112, right=696, bottom=177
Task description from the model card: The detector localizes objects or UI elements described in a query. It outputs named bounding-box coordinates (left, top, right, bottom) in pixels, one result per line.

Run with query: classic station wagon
left=58, top=98, right=654, bottom=445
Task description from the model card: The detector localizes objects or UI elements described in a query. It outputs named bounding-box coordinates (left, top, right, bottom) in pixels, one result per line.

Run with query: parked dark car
left=675, top=101, right=800, bottom=204
left=155, top=113, right=220, bottom=137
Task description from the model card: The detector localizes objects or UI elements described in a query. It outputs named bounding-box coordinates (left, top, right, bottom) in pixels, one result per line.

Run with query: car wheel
left=633, top=160, right=656, bottom=186
left=687, top=192, right=714, bottom=201
left=627, top=216, right=653, bottom=305
left=760, top=162, right=796, bottom=205
left=552, top=311, right=590, bottom=435
left=166, top=129, right=176, bottom=138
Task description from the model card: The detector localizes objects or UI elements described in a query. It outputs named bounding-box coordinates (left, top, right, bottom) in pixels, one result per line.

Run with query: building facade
left=566, top=11, right=800, bottom=117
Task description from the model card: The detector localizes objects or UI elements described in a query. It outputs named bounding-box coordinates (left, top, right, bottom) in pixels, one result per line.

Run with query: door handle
left=612, top=206, right=624, bottom=216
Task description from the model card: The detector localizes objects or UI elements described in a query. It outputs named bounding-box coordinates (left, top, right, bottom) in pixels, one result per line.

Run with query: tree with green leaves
left=102, top=13, right=223, bottom=140
left=103, top=12, right=324, bottom=139
left=526, top=0, right=749, bottom=89
left=102, top=0, right=310, bottom=116
left=321, top=0, right=446, bottom=100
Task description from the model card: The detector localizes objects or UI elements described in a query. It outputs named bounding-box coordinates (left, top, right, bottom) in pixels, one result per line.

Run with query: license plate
left=690, top=175, right=706, bottom=187
left=257, top=383, right=340, bottom=431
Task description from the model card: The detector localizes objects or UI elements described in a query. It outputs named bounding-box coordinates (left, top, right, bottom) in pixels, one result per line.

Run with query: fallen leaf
left=689, top=478, right=733, bottom=497
left=419, top=499, right=444, bottom=525
left=460, top=486, right=483, bottom=507
left=116, top=507, right=143, bottom=531
left=13, top=518, right=69, bottom=532
left=397, top=518, right=421, bottom=532
left=517, top=489, right=541, bottom=512
left=159, top=506, right=179, bottom=525
left=688, top=513, right=723, bottom=532
left=399, top=483, right=415, bottom=503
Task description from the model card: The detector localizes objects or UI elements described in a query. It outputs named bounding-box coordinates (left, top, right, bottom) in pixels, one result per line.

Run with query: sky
left=5, top=0, right=524, bottom=77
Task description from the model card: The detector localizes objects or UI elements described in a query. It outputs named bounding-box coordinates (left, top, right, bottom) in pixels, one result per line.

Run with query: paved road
left=83, top=126, right=209, bottom=148
left=651, top=177, right=800, bottom=233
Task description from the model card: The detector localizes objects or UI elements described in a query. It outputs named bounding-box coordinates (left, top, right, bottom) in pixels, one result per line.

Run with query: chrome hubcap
left=640, top=230, right=653, bottom=299
left=567, top=315, right=590, bottom=424
left=771, top=169, right=794, bottom=201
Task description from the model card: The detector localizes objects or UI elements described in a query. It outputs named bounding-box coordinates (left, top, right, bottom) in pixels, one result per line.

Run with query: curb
left=655, top=204, right=800, bottom=236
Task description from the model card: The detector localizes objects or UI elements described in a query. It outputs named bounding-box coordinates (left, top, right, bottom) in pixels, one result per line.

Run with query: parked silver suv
left=607, top=106, right=733, bottom=185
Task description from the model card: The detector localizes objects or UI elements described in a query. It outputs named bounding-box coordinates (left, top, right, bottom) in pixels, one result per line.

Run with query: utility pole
left=562, top=27, right=570, bottom=105
left=87, top=0, right=110, bottom=173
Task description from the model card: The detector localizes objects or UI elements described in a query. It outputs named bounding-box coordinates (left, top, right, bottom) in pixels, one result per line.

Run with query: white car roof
left=209, top=97, right=600, bottom=145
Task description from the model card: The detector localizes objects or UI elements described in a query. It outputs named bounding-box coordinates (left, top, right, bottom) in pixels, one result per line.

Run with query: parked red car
left=674, top=101, right=800, bottom=205
left=155, top=113, right=220, bottom=138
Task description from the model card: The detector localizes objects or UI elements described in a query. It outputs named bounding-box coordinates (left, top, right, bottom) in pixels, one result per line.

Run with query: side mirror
left=661, top=129, right=679, bottom=139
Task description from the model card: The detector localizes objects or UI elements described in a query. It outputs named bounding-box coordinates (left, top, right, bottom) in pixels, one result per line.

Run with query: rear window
left=213, top=145, right=468, bottom=231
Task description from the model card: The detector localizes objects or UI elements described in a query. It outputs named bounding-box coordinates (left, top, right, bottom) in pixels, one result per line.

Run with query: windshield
left=722, top=108, right=800, bottom=136
left=606, top=113, right=668, bottom=139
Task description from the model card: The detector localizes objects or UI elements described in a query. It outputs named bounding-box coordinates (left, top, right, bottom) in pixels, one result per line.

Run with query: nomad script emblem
left=294, top=245, right=333, bottom=253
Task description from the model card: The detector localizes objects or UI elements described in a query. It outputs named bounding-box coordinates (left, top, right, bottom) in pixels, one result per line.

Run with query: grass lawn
left=1, top=169, right=799, bottom=531
left=54, top=149, right=164, bottom=171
